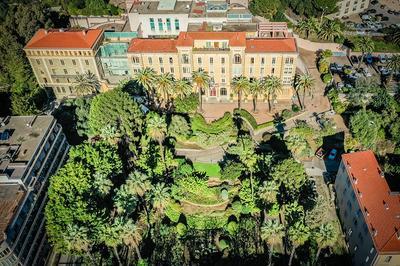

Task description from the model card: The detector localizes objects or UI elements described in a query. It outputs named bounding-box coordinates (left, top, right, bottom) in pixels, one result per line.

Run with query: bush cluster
left=191, top=112, right=233, bottom=134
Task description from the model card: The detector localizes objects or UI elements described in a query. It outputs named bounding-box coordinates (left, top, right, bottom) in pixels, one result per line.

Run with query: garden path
left=176, top=145, right=226, bottom=163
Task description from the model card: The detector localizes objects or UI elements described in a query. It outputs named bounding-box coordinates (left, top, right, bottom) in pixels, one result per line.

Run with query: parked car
left=330, top=63, right=343, bottom=73
left=350, top=55, right=359, bottom=65
left=378, top=65, right=391, bottom=76
left=379, top=54, right=387, bottom=63
left=315, top=147, right=326, bottom=159
left=365, top=54, right=374, bottom=64
left=328, top=149, right=337, bottom=160
left=336, top=82, right=344, bottom=89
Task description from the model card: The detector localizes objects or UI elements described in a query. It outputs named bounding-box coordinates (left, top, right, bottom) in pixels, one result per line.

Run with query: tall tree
left=261, top=219, right=285, bottom=266
left=258, top=180, right=279, bottom=221
left=74, top=71, right=100, bottom=96
left=155, top=73, right=174, bottom=105
left=232, top=76, right=249, bottom=110
left=295, top=73, right=315, bottom=110
left=120, top=218, right=143, bottom=264
left=318, top=19, right=343, bottom=41
left=263, top=76, right=282, bottom=112
left=133, top=67, right=156, bottom=103
left=227, top=137, right=257, bottom=198
left=313, top=223, right=338, bottom=264
left=387, top=54, right=400, bottom=83
left=249, top=78, right=263, bottom=112
left=99, top=219, right=124, bottom=266
left=271, top=158, right=307, bottom=198
left=64, top=224, right=95, bottom=262
left=354, top=36, right=374, bottom=69
left=191, top=69, right=210, bottom=112
left=146, top=112, right=167, bottom=163
left=174, top=79, right=192, bottom=99
left=288, top=221, right=310, bottom=266
left=151, top=183, right=171, bottom=218
left=350, top=109, right=384, bottom=150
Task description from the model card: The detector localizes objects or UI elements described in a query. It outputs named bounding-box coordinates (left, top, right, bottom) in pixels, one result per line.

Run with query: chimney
left=59, top=28, right=64, bottom=32
left=44, top=29, right=48, bottom=34
left=82, top=30, right=87, bottom=36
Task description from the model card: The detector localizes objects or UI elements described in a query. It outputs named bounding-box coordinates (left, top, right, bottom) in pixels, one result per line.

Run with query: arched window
left=220, top=87, right=227, bottom=96
left=234, top=54, right=241, bottom=64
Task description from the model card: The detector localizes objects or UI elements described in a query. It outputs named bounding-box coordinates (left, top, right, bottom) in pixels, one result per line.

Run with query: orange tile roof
left=25, top=29, right=103, bottom=49
left=176, top=31, right=247, bottom=46
left=246, top=38, right=297, bottom=53
left=342, top=151, right=400, bottom=253
left=128, top=39, right=177, bottom=53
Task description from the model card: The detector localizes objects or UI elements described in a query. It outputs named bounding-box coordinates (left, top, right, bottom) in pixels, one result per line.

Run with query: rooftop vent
left=384, top=201, right=389, bottom=210
left=82, top=30, right=87, bottom=36
left=364, top=207, right=370, bottom=216
left=347, top=161, right=351, bottom=168
left=59, top=28, right=64, bottom=32
left=372, top=228, right=378, bottom=237
left=378, top=168, right=385, bottom=178
left=357, top=189, right=362, bottom=198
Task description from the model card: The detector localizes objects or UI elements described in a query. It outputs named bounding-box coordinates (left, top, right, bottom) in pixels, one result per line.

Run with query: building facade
left=334, top=0, right=370, bottom=18
left=24, top=29, right=104, bottom=99
left=335, top=151, right=400, bottom=266
left=0, top=116, right=69, bottom=266
left=127, top=31, right=298, bottom=101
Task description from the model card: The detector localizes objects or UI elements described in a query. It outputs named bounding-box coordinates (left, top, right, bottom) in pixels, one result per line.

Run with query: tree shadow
left=321, top=131, right=345, bottom=174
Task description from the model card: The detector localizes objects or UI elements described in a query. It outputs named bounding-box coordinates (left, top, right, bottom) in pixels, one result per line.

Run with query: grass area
left=193, top=162, right=221, bottom=177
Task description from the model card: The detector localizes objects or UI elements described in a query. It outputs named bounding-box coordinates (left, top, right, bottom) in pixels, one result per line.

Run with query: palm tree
left=151, top=183, right=171, bottom=216
left=133, top=67, right=157, bottom=103
left=263, top=76, right=282, bottom=112
left=354, top=36, right=375, bottom=69
left=288, top=221, right=310, bottom=266
left=192, top=69, right=210, bottom=112
left=120, top=218, right=143, bottom=264
left=392, top=27, right=400, bottom=46
left=232, top=76, right=249, bottom=110
left=387, top=54, right=400, bottom=83
left=261, top=220, right=285, bottom=266
left=258, top=180, right=279, bottom=221
left=174, top=79, right=192, bottom=99
left=74, top=71, right=100, bottom=96
left=146, top=112, right=167, bottom=163
left=155, top=73, right=174, bottom=104
left=318, top=19, right=343, bottom=41
left=64, top=224, right=95, bottom=262
left=249, top=78, right=263, bottom=112
left=296, top=18, right=320, bottom=39
left=295, top=73, right=315, bottom=110
left=313, top=223, right=338, bottom=265
left=99, top=221, right=123, bottom=266
left=126, top=171, right=152, bottom=227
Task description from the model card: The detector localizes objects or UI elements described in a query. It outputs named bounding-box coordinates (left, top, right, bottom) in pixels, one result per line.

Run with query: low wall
left=294, top=34, right=348, bottom=53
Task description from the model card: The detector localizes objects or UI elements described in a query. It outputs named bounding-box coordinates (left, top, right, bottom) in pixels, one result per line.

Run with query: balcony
left=192, top=47, right=230, bottom=53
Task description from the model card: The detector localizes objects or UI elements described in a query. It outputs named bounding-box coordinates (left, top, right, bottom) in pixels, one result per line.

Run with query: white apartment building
left=334, top=0, right=370, bottom=18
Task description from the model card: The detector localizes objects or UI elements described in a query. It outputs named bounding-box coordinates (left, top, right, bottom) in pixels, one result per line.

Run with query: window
left=221, top=67, right=225, bottom=74
left=370, top=247, right=374, bottom=254
left=175, top=19, right=180, bottom=30
left=61, top=60, right=65, bottom=65
left=61, top=87, right=65, bottom=93
left=148, top=57, right=153, bottom=64
left=220, top=87, right=227, bottom=96
left=150, top=18, right=155, bottom=31
left=63, top=69, right=68, bottom=74
left=249, top=67, right=253, bottom=74
left=160, top=67, right=164, bottom=73
left=36, top=59, right=40, bottom=65
left=49, top=59, right=53, bottom=65
left=272, top=57, right=276, bottom=64
left=159, top=57, right=163, bottom=64
left=56, top=78, right=60, bottom=82
left=206, top=41, right=212, bottom=48
left=56, top=87, right=61, bottom=93
left=284, top=67, right=292, bottom=75
left=221, top=57, right=225, bottom=64
left=365, top=256, right=369, bottom=263
left=169, top=57, right=173, bottom=64
left=283, top=77, right=292, bottom=85
left=72, top=59, right=76, bottom=65
left=170, top=67, right=174, bottom=73
left=43, top=77, right=47, bottom=83
left=260, top=67, right=264, bottom=75
left=234, top=54, right=241, bottom=64
left=85, top=60, right=89, bottom=65
left=271, top=67, right=275, bottom=74
left=52, top=69, right=56, bottom=74
left=210, top=57, right=213, bottom=64
left=158, top=18, right=163, bottom=31
left=385, top=256, right=392, bottom=263
left=166, top=18, right=171, bottom=31
left=250, top=57, right=255, bottom=64
left=133, top=57, right=140, bottom=64
left=182, top=54, right=189, bottom=64
left=221, top=78, right=226, bottom=83
left=197, top=57, right=202, bottom=64
left=285, top=57, right=294, bottom=64
left=344, top=8, right=349, bottom=13
left=183, top=67, right=190, bottom=74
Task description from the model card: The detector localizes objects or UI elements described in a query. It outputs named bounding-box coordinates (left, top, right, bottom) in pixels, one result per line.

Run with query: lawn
left=193, top=162, right=221, bottom=177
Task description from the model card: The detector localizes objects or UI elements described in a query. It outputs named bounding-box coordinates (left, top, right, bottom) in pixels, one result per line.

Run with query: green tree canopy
left=271, top=158, right=308, bottom=196
left=350, top=110, right=385, bottom=150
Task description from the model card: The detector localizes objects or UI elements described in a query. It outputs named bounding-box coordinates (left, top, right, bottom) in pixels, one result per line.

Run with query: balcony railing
left=193, top=47, right=230, bottom=52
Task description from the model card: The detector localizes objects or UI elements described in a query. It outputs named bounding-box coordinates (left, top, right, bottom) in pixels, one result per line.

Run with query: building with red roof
left=335, top=151, right=400, bottom=265
left=127, top=31, right=298, bottom=102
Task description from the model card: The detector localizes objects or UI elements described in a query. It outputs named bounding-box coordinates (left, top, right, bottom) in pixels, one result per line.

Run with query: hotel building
left=127, top=31, right=298, bottom=101
left=0, top=116, right=69, bottom=265
left=333, top=0, right=370, bottom=18
left=335, top=151, right=400, bottom=265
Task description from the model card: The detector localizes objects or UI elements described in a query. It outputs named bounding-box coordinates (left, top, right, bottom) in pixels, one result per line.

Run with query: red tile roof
left=342, top=151, right=400, bottom=253
left=246, top=38, right=297, bottom=53
left=128, top=39, right=177, bottom=53
left=25, top=29, right=103, bottom=49
left=176, top=32, right=247, bottom=47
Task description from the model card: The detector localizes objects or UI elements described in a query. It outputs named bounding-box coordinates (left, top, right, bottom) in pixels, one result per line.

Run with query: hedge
left=191, top=112, right=233, bottom=134
left=233, top=109, right=274, bottom=130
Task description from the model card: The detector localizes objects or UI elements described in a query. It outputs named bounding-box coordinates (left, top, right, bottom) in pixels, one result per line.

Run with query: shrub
left=176, top=223, right=187, bottom=236
left=281, top=109, right=293, bottom=120
left=191, top=112, right=233, bottom=134
left=165, top=202, right=182, bottom=223
left=292, top=104, right=300, bottom=113
left=220, top=161, right=244, bottom=181
left=219, top=239, right=230, bottom=250
left=318, top=61, right=329, bottom=74
left=220, top=189, right=229, bottom=201
left=234, top=108, right=258, bottom=129
left=322, top=73, right=333, bottom=84
left=169, top=115, right=191, bottom=138
left=174, top=93, right=199, bottom=114
left=268, top=202, right=280, bottom=217
left=226, top=221, right=239, bottom=235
